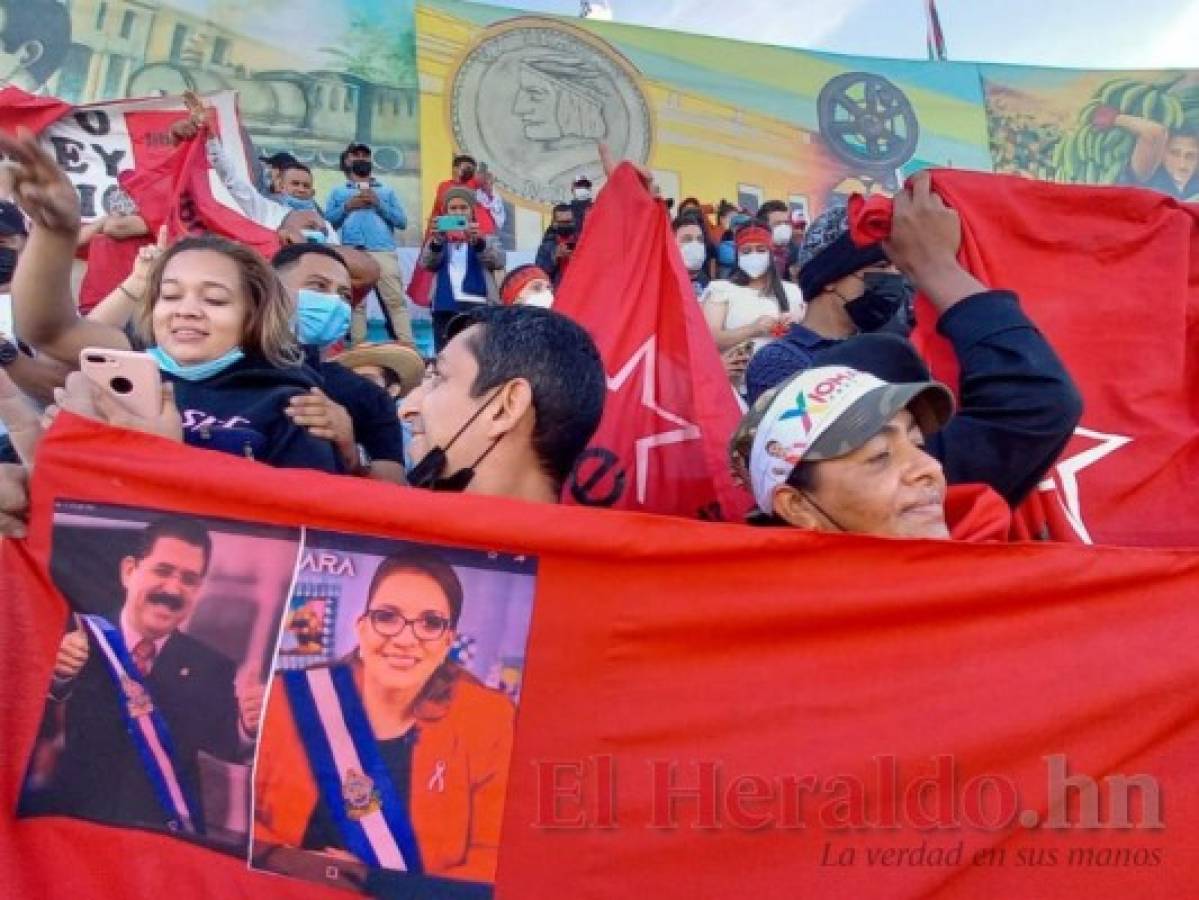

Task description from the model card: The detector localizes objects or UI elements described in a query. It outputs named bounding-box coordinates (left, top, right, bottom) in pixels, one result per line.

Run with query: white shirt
left=701, top=279, right=805, bottom=352
left=446, top=242, right=488, bottom=304
left=205, top=139, right=339, bottom=243
left=120, top=606, right=171, bottom=662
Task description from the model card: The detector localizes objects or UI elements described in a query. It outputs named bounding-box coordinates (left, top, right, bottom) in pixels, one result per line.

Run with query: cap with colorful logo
left=729, top=366, right=955, bottom=514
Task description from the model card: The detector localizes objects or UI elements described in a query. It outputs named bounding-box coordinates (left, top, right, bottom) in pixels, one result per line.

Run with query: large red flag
left=3, top=415, right=1199, bottom=898
left=553, top=163, right=752, bottom=521
left=120, top=124, right=280, bottom=261
left=902, top=172, right=1199, bottom=547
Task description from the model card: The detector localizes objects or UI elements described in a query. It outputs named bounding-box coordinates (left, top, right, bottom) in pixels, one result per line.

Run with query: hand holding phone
left=435, top=214, right=469, bottom=233
left=79, top=349, right=163, bottom=420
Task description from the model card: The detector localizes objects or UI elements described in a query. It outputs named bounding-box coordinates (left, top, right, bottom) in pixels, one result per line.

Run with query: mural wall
left=10, top=1, right=1198, bottom=252
left=31, top=0, right=423, bottom=244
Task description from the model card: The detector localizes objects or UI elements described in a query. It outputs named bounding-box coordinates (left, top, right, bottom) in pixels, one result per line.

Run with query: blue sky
left=465, top=0, right=1199, bottom=69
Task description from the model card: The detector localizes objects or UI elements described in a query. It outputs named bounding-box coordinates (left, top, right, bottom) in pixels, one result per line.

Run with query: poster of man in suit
left=18, top=500, right=302, bottom=854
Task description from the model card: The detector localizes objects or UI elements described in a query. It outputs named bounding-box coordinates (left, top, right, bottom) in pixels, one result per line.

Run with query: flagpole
left=924, top=0, right=948, bottom=62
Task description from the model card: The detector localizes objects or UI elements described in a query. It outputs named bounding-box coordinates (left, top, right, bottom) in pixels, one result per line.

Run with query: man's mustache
left=146, top=591, right=186, bottom=611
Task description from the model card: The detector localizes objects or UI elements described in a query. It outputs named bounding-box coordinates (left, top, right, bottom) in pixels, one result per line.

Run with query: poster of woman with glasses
left=251, top=532, right=536, bottom=896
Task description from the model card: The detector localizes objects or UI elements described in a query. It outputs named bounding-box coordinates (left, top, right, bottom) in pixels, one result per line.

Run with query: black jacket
left=924, top=290, right=1083, bottom=506
left=170, top=355, right=344, bottom=474
left=312, top=355, right=404, bottom=464
left=42, top=628, right=239, bottom=832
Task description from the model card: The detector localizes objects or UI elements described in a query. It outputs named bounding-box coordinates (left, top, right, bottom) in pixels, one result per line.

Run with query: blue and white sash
left=79, top=614, right=203, bottom=834
left=283, top=665, right=424, bottom=872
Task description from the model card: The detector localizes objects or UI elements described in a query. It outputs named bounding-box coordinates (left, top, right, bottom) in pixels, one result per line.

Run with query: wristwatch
left=0, top=338, right=19, bottom=368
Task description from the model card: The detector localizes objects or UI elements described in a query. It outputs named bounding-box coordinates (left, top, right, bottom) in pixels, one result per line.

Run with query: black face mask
left=554, top=223, right=576, bottom=238
left=844, top=272, right=912, bottom=333
left=407, top=390, right=504, bottom=493
left=0, top=246, right=16, bottom=284
left=459, top=166, right=476, bottom=181
left=349, top=159, right=372, bottom=179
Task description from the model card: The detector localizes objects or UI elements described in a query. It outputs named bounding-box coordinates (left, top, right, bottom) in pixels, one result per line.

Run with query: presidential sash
left=79, top=614, right=203, bottom=834
left=283, top=665, right=424, bottom=872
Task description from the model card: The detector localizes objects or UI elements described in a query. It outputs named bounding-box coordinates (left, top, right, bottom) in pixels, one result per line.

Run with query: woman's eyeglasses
left=363, top=608, right=451, bottom=641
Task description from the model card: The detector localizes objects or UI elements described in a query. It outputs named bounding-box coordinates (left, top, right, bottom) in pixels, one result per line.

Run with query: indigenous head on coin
left=449, top=19, right=652, bottom=204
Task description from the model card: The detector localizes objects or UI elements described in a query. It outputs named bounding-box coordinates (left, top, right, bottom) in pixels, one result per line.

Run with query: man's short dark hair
left=452, top=154, right=476, bottom=168
left=271, top=242, right=349, bottom=276
left=280, top=162, right=312, bottom=178
left=1, top=0, right=72, bottom=86
left=551, top=203, right=573, bottom=218
left=446, top=306, right=605, bottom=490
left=133, top=518, right=213, bottom=573
left=756, top=200, right=789, bottom=223
left=672, top=209, right=706, bottom=232
left=339, top=142, right=371, bottom=173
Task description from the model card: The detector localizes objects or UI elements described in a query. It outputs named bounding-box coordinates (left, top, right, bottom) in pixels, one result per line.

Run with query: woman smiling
left=253, top=549, right=516, bottom=885
left=0, top=130, right=341, bottom=473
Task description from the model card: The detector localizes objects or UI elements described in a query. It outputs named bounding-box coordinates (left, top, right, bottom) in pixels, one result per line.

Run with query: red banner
left=0, top=87, right=258, bottom=227
left=2, top=415, right=1198, bottom=898
left=909, top=172, right=1199, bottom=546
left=554, top=163, right=752, bottom=521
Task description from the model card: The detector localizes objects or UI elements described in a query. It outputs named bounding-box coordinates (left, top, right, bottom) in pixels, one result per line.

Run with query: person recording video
left=418, top=187, right=506, bottom=352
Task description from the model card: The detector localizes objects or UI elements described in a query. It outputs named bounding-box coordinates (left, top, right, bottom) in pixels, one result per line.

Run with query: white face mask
left=521, top=289, right=555, bottom=308
left=680, top=241, right=707, bottom=272
left=738, top=251, right=771, bottom=279
left=772, top=223, right=793, bottom=245
left=573, top=187, right=593, bottom=202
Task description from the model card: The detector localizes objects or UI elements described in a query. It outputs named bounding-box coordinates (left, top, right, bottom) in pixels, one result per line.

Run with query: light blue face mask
left=400, top=417, right=418, bottom=473
left=717, top=240, right=737, bottom=267
left=282, top=195, right=318, bottom=212
left=148, top=346, right=245, bottom=382
left=295, top=289, right=351, bottom=349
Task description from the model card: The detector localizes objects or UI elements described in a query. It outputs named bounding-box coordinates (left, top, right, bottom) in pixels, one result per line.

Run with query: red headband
left=501, top=266, right=550, bottom=305
left=735, top=225, right=772, bottom=248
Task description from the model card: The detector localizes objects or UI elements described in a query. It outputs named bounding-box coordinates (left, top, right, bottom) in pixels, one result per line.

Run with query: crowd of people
left=0, top=90, right=1087, bottom=545
left=0, top=91, right=1097, bottom=885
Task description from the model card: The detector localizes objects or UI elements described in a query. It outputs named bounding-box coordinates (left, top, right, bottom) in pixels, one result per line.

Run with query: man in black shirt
left=272, top=245, right=407, bottom=483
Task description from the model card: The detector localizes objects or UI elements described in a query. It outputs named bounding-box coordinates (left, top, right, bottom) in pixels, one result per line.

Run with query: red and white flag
left=553, top=163, right=752, bottom=521
left=0, top=86, right=274, bottom=256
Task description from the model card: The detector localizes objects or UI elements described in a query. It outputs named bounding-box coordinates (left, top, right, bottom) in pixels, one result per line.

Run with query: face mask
left=295, top=289, right=351, bottom=349
left=459, top=166, right=476, bottom=181
left=573, top=187, right=592, bottom=202
left=521, top=289, right=555, bottom=309
left=738, top=251, right=771, bottom=279
left=282, top=195, right=317, bottom=211
left=349, top=159, right=372, bottom=179
left=401, top=418, right=418, bottom=473
left=407, top=389, right=504, bottom=492
left=680, top=241, right=707, bottom=272
left=772, top=223, right=793, bottom=246
left=148, top=346, right=245, bottom=382
left=716, top=240, right=736, bottom=268
left=0, top=246, right=17, bottom=284
left=555, top=223, right=576, bottom=238
left=844, top=272, right=912, bottom=333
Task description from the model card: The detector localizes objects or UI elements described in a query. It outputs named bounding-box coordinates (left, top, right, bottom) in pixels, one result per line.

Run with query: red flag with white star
left=912, top=170, right=1199, bottom=547
left=553, top=163, right=752, bottom=521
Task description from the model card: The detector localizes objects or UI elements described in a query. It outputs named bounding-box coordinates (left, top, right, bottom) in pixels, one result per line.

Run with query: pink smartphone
left=80, top=348, right=162, bottom=419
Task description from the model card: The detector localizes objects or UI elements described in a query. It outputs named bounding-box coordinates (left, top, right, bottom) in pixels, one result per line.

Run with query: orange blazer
left=254, top=667, right=516, bottom=884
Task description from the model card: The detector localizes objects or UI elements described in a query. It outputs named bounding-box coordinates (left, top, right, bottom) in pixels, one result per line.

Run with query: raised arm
left=0, top=129, right=129, bottom=366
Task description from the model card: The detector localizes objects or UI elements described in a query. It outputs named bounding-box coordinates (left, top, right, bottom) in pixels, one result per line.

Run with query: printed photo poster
left=416, top=0, right=993, bottom=250
left=251, top=530, right=537, bottom=897
left=981, top=66, right=1199, bottom=199
left=17, top=500, right=302, bottom=855
left=29, top=0, right=424, bottom=242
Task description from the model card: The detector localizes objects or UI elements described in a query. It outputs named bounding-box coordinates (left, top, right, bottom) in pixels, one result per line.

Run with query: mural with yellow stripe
left=417, top=0, right=995, bottom=250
